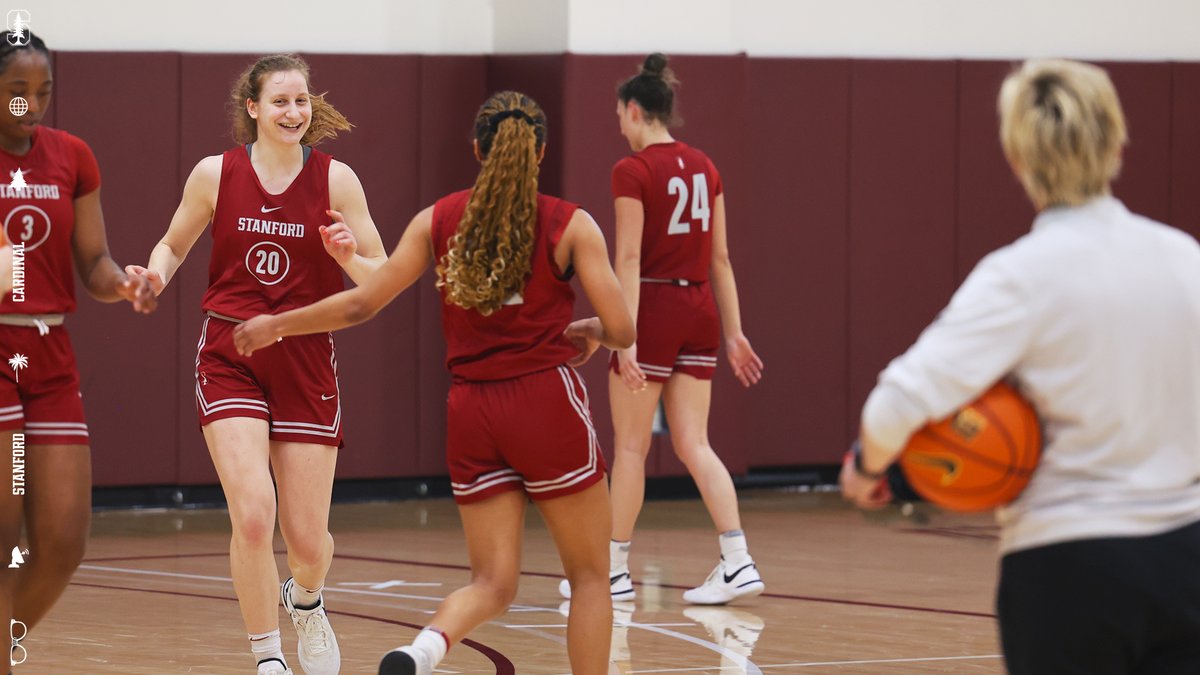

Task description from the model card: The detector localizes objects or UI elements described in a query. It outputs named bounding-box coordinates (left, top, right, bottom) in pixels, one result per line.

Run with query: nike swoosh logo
left=321, top=394, right=336, bottom=400
left=908, top=452, right=961, bottom=485
left=261, top=205, right=283, bottom=213
left=723, top=563, right=756, bottom=584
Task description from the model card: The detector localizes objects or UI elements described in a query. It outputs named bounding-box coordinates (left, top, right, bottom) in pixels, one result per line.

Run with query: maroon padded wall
left=415, top=56, right=489, bottom=476
left=847, top=60, right=959, bottom=430
left=48, top=52, right=1189, bottom=487
left=1172, top=63, right=1200, bottom=240
left=55, top=52, right=181, bottom=486
left=742, top=59, right=852, bottom=466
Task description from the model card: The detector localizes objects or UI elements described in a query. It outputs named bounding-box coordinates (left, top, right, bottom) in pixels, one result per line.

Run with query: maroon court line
left=68, top=581, right=515, bottom=674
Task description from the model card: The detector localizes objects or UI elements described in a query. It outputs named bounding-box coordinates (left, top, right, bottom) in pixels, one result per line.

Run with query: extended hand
left=726, top=334, right=764, bottom=387
left=564, top=318, right=601, bottom=367
left=321, top=209, right=358, bottom=266
left=233, top=315, right=280, bottom=356
left=117, top=269, right=157, bottom=314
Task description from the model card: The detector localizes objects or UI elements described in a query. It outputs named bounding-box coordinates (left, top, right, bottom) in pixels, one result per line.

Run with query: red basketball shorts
left=0, top=324, right=89, bottom=444
left=611, top=282, right=720, bottom=383
left=194, top=316, right=343, bottom=447
left=447, top=365, right=606, bottom=505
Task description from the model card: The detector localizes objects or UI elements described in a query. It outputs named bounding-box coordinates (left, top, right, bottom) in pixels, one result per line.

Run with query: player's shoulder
left=36, top=126, right=91, bottom=157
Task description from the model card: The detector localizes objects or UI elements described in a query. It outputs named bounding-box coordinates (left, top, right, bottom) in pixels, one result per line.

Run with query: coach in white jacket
left=841, top=59, right=1200, bottom=674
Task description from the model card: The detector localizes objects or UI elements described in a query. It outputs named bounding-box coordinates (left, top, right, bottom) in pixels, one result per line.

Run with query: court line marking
left=81, top=551, right=994, bottom=619
left=77, top=564, right=763, bottom=672
left=67, top=581, right=515, bottom=674
left=758, top=654, right=1003, bottom=668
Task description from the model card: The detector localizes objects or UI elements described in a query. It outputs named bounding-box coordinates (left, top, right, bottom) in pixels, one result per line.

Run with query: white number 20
left=666, top=173, right=711, bottom=235
left=254, top=249, right=281, bottom=275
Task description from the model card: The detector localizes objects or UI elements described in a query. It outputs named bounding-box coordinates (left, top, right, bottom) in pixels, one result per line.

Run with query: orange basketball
left=899, top=382, right=1041, bottom=512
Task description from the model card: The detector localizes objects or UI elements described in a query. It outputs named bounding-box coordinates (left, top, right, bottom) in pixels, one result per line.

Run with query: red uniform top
left=432, top=189, right=580, bottom=382
left=202, top=146, right=344, bottom=318
left=611, top=141, right=724, bottom=282
left=0, top=126, right=101, bottom=314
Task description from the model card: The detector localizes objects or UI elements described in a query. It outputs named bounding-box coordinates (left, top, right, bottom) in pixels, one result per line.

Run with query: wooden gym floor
left=15, top=489, right=1004, bottom=673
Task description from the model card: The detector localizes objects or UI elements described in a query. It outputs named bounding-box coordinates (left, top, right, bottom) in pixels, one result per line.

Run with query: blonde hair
left=998, top=59, right=1127, bottom=209
left=229, top=54, right=352, bottom=147
left=436, top=91, right=547, bottom=316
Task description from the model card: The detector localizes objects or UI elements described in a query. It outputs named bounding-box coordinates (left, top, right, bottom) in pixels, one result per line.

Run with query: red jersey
left=0, top=126, right=101, bottom=313
left=432, top=189, right=580, bottom=381
left=611, top=141, right=724, bottom=282
left=201, top=146, right=344, bottom=318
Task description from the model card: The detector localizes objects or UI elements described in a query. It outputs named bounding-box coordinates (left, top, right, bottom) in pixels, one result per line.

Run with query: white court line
left=504, top=623, right=694, bottom=629
left=79, top=564, right=765, bottom=673
left=758, top=654, right=1003, bottom=668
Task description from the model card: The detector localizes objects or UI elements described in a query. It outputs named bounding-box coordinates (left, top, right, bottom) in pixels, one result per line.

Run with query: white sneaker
left=682, top=558, right=765, bottom=605
left=257, top=659, right=294, bottom=675
left=378, top=646, right=432, bottom=675
left=558, top=568, right=636, bottom=601
left=281, top=577, right=341, bottom=675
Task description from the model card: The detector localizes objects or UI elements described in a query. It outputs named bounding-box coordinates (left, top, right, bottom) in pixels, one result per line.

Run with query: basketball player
left=562, top=53, right=766, bottom=606
left=842, top=60, right=1200, bottom=673
left=126, top=55, right=386, bottom=675
left=232, top=90, right=635, bottom=675
left=0, top=31, right=156, bottom=660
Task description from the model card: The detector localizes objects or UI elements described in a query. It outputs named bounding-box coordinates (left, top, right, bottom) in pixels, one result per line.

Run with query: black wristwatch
left=851, top=439, right=886, bottom=481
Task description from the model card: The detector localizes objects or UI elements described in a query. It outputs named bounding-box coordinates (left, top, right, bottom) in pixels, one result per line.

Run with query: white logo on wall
left=8, top=546, right=27, bottom=569
left=245, top=241, right=291, bottom=286
left=8, top=353, right=28, bottom=382
left=6, top=10, right=30, bottom=47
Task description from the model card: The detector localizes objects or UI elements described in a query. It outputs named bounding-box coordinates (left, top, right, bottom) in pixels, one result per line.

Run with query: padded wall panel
left=742, top=58, right=851, bottom=466
left=54, top=52, right=181, bottom=486
left=956, top=60, right=1035, bottom=280
left=847, top=60, right=959, bottom=423
left=302, top=54, right=423, bottom=478
left=416, top=56, right=489, bottom=477
left=176, top=54, right=258, bottom=485
left=1171, top=63, right=1200, bottom=239
left=1103, top=62, right=1172, bottom=224
left=486, top=56, right=566, bottom=198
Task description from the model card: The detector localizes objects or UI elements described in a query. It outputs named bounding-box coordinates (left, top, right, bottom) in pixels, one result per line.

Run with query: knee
left=472, top=573, right=519, bottom=613
left=29, top=518, right=89, bottom=576
left=230, top=500, right=277, bottom=548
left=613, top=437, right=652, bottom=460
left=671, top=438, right=709, bottom=465
left=288, top=531, right=331, bottom=569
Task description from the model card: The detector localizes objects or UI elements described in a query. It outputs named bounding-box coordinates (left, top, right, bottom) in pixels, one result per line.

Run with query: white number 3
left=666, top=173, right=711, bottom=235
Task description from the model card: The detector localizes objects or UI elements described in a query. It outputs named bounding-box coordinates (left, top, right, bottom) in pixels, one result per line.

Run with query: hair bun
left=641, top=53, right=669, bottom=78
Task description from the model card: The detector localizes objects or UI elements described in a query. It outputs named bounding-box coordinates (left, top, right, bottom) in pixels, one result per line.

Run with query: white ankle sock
left=249, top=629, right=286, bottom=669
left=719, top=530, right=751, bottom=567
left=412, top=626, right=449, bottom=667
left=290, top=579, right=322, bottom=610
left=610, top=539, right=631, bottom=572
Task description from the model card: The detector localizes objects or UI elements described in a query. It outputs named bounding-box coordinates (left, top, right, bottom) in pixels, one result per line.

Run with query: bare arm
left=233, top=207, right=434, bottom=355
left=127, top=155, right=221, bottom=294
left=561, top=208, right=638, bottom=357
left=326, top=160, right=387, bottom=285
left=709, top=194, right=763, bottom=387
left=70, top=187, right=156, bottom=312
left=611, top=196, right=648, bottom=388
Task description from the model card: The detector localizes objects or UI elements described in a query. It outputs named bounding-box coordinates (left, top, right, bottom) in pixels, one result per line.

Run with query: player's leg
left=380, top=490, right=527, bottom=675
left=537, top=480, right=614, bottom=675
left=11, top=443, right=90, bottom=630
left=663, top=373, right=762, bottom=605
left=204, top=417, right=289, bottom=673
left=272, top=440, right=339, bottom=675
left=608, top=372, right=664, bottom=542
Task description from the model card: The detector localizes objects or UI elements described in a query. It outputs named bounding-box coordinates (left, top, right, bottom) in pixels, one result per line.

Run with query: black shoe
left=379, top=649, right=418, bottom=675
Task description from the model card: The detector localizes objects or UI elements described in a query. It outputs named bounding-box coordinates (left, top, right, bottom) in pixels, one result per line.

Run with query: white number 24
left=666, top=173, right=711, bottom=235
